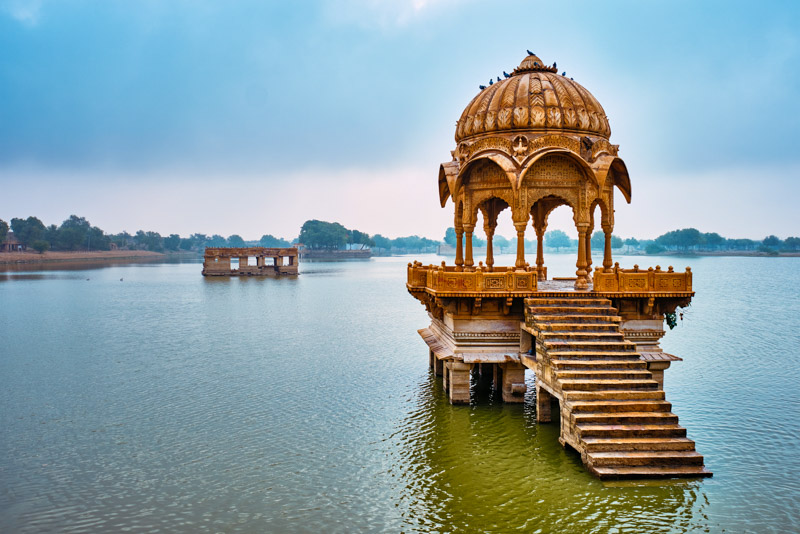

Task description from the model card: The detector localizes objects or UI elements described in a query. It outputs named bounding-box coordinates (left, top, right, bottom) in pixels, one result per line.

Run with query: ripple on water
left=0, top=257, right=798, bottom=532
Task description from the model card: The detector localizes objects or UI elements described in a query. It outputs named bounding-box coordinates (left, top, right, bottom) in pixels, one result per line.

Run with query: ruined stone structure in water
left=202, top=247, right=298, bottom=276
left=407, top=54, right=711, bottom=479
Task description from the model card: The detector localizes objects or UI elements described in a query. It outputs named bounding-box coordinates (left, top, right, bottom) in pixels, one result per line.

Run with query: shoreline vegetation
left=0, top=250, right=171, bottom=265
left=1, top=215, right=798, bottom=266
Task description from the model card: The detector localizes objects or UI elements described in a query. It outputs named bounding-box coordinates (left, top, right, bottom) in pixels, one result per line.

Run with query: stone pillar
left=447, top=361, right=471, bottom=404
left=575, top=223, right=590, bottom=290
left=485, top=226, right=495, bottom=272
left=603, top=224, right=613, bottom=272
left=443, top=361, right=450, bottom=392
left=535, top=383, right=553, bottom=422
left=433, top=355, right=443, bottom=376
left=514, top=222, right=527, bottom=270
left=535, top=226, right=546, bottom=281
left=464, top=224, right=475, bottom=270
left=455, top=227, right=464, bottom=272
left=501, top=362, right=526, bottom=403
left=585, top=226, right=593, bottom=278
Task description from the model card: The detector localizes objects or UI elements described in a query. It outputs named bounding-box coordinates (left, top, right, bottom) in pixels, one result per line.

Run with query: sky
left=1, top=0, right=799, bottom=241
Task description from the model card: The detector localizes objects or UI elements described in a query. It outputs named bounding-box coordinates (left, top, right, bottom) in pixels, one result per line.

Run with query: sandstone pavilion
left=407, top=53, right=712, bottom=479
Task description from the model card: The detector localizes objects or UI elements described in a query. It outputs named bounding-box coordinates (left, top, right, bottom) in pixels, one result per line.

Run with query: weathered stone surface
left=202, top=247, right=298, bottom=277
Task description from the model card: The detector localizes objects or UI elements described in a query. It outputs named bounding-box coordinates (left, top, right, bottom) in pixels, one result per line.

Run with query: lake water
left=1, top=254, right=798, bottom=533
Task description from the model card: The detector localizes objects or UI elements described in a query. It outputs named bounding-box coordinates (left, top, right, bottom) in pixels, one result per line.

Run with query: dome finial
left=514, top=52, right=558, bottom=74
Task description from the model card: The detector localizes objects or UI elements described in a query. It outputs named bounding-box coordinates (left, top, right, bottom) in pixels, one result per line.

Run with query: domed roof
left=455, top=54, right=611, bottom=142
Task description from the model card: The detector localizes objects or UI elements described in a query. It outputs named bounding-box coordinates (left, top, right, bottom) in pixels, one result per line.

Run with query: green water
left=1, top=254, right=798, bottom=532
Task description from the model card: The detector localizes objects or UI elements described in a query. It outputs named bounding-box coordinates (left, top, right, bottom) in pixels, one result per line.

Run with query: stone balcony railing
left=407, top=261, right=538, bottom=296
left=592, top=264, right=692, bottom=293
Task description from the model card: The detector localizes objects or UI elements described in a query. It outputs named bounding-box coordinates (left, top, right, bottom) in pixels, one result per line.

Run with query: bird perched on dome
left=479, top=85, right=486, bottom=90
left=527, top=49, right=534, bottom=56
left=562, top=72, right=566, bottom=76
left=496, top=76, right=501, bottom=82
left=489, top=79, right=493, bottom=85
left=503, top=71, right=511, bottom=78
left=553, top=61, right=557, bottom=69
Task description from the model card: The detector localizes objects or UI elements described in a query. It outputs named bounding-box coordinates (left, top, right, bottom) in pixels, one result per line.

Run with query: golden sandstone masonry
left=407, top=54, right=711, bottom=479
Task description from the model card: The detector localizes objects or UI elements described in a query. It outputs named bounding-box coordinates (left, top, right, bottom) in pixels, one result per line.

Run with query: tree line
left=3, top=215, right=797, bottom=256
left=442, top=227, right=800, bottom=255
left=0, top=216, right=440, bottom=254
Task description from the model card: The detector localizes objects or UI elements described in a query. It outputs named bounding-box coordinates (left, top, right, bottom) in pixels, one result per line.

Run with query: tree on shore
left=0, top=219, right=8, bottom=242
left=164, top=234, right=181, bottom=251
left=349, top=229, right=375, bottom=249
left=546, top=229, right=571, bottom=251
left=591, top=231, right=623, bottom=250
left=227, top=234, right=246, bottom=247
left=10, top=216, right=46, bottom=246
left=259, top=234, right=291, bottom=248
left=32, top=240, right=50, bottom=253
left=444, top=227, right=457, bottom=246
left=298, top=220, right=349, bottom=249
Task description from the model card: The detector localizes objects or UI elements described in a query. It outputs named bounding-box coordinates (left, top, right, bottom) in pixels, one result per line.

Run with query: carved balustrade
left=407, top=261, right=537, bottom=296
left=592, top=264, right=692, bottom=293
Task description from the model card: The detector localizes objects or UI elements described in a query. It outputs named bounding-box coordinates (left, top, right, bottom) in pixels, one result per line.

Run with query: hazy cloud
left=1, top=0, right=42, bottom=25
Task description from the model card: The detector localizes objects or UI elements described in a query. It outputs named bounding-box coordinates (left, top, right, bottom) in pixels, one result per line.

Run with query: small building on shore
left=1, top=232, right=25, bottom=252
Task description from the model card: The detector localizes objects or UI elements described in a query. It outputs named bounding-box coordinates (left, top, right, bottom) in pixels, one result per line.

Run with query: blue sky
left=1, top=0, right=799, bottom=240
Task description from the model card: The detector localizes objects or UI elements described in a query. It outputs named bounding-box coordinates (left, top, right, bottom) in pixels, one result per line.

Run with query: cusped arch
left=518, top=149, right=599, bottom=190
left=466, top=190, right=515, bottom=226
left=454, top=154, right=517, bottom=197
left=588, top=197, right=610, bottom=228
left=523, top=187, right=579, bottom=218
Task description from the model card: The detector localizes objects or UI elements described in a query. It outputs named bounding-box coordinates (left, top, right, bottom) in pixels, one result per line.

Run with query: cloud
left=2, top=0, right=42, bottom=26
left=322, top=0, right=470, bottom=28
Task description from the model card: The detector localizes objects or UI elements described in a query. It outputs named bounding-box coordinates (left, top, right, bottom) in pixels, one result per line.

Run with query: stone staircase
left=524, top=297, right=712, bottom=479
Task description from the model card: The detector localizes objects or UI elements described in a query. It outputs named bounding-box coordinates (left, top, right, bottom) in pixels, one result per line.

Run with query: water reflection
left=389, top=372, right=711, bottom=532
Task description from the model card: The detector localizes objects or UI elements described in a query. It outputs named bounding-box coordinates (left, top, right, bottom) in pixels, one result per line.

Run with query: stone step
left=546, top=351, right=642, bottom=361
left=559, top=379, right=660, bottom=391
left=530, top=314, right=622, bottom=324
left=556, top=370, right=653, bottom=381
left=525, top=298, right=612, bottom=307
left=543, top=340, right=637, bottom=352
left=528, top=306, right=618, bottom=316
left=564, top=389, right=665, bottom=402
left=582, top=436, right=696, bottom=452
left=590, top=465, right=713, bottom=480
left=540, top=331, right=627, bottom=342
left=569, top=400, right=672, bottom=413
left=576, top=423, right=687, bottom=439
left=535, top=323, right=619, bottom=333
left=552, top=359, right=648, bottom=370
left=588, top=450, right=704, bottom=467
left=572, top=411, right=679, bottom=425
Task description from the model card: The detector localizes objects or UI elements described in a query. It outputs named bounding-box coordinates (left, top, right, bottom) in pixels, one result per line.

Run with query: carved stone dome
left=455, top=54, right=611, bottom=142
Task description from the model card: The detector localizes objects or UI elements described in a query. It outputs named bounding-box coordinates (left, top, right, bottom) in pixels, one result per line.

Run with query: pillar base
left=502, top=362, right=526, bottom=403
left=447, top=361, right=472, bottom=404
left=536, top=383, right=553, bottom=422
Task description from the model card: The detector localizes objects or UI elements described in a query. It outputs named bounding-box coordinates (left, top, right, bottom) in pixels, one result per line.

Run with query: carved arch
left=592, top=155, right=631, bottom=203
left=438, top=161, right=459, bottom=208
left=517, top=149, right=599, bottom=189
left=454, top=154, right=517, bottom=196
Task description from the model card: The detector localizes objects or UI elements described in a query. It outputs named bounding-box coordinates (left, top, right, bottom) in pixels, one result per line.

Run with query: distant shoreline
left=0, top=250, right=169, bottom=265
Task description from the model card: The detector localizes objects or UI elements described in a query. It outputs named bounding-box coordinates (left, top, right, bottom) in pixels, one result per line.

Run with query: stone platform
left=407, top=261, right=710, bottom=479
